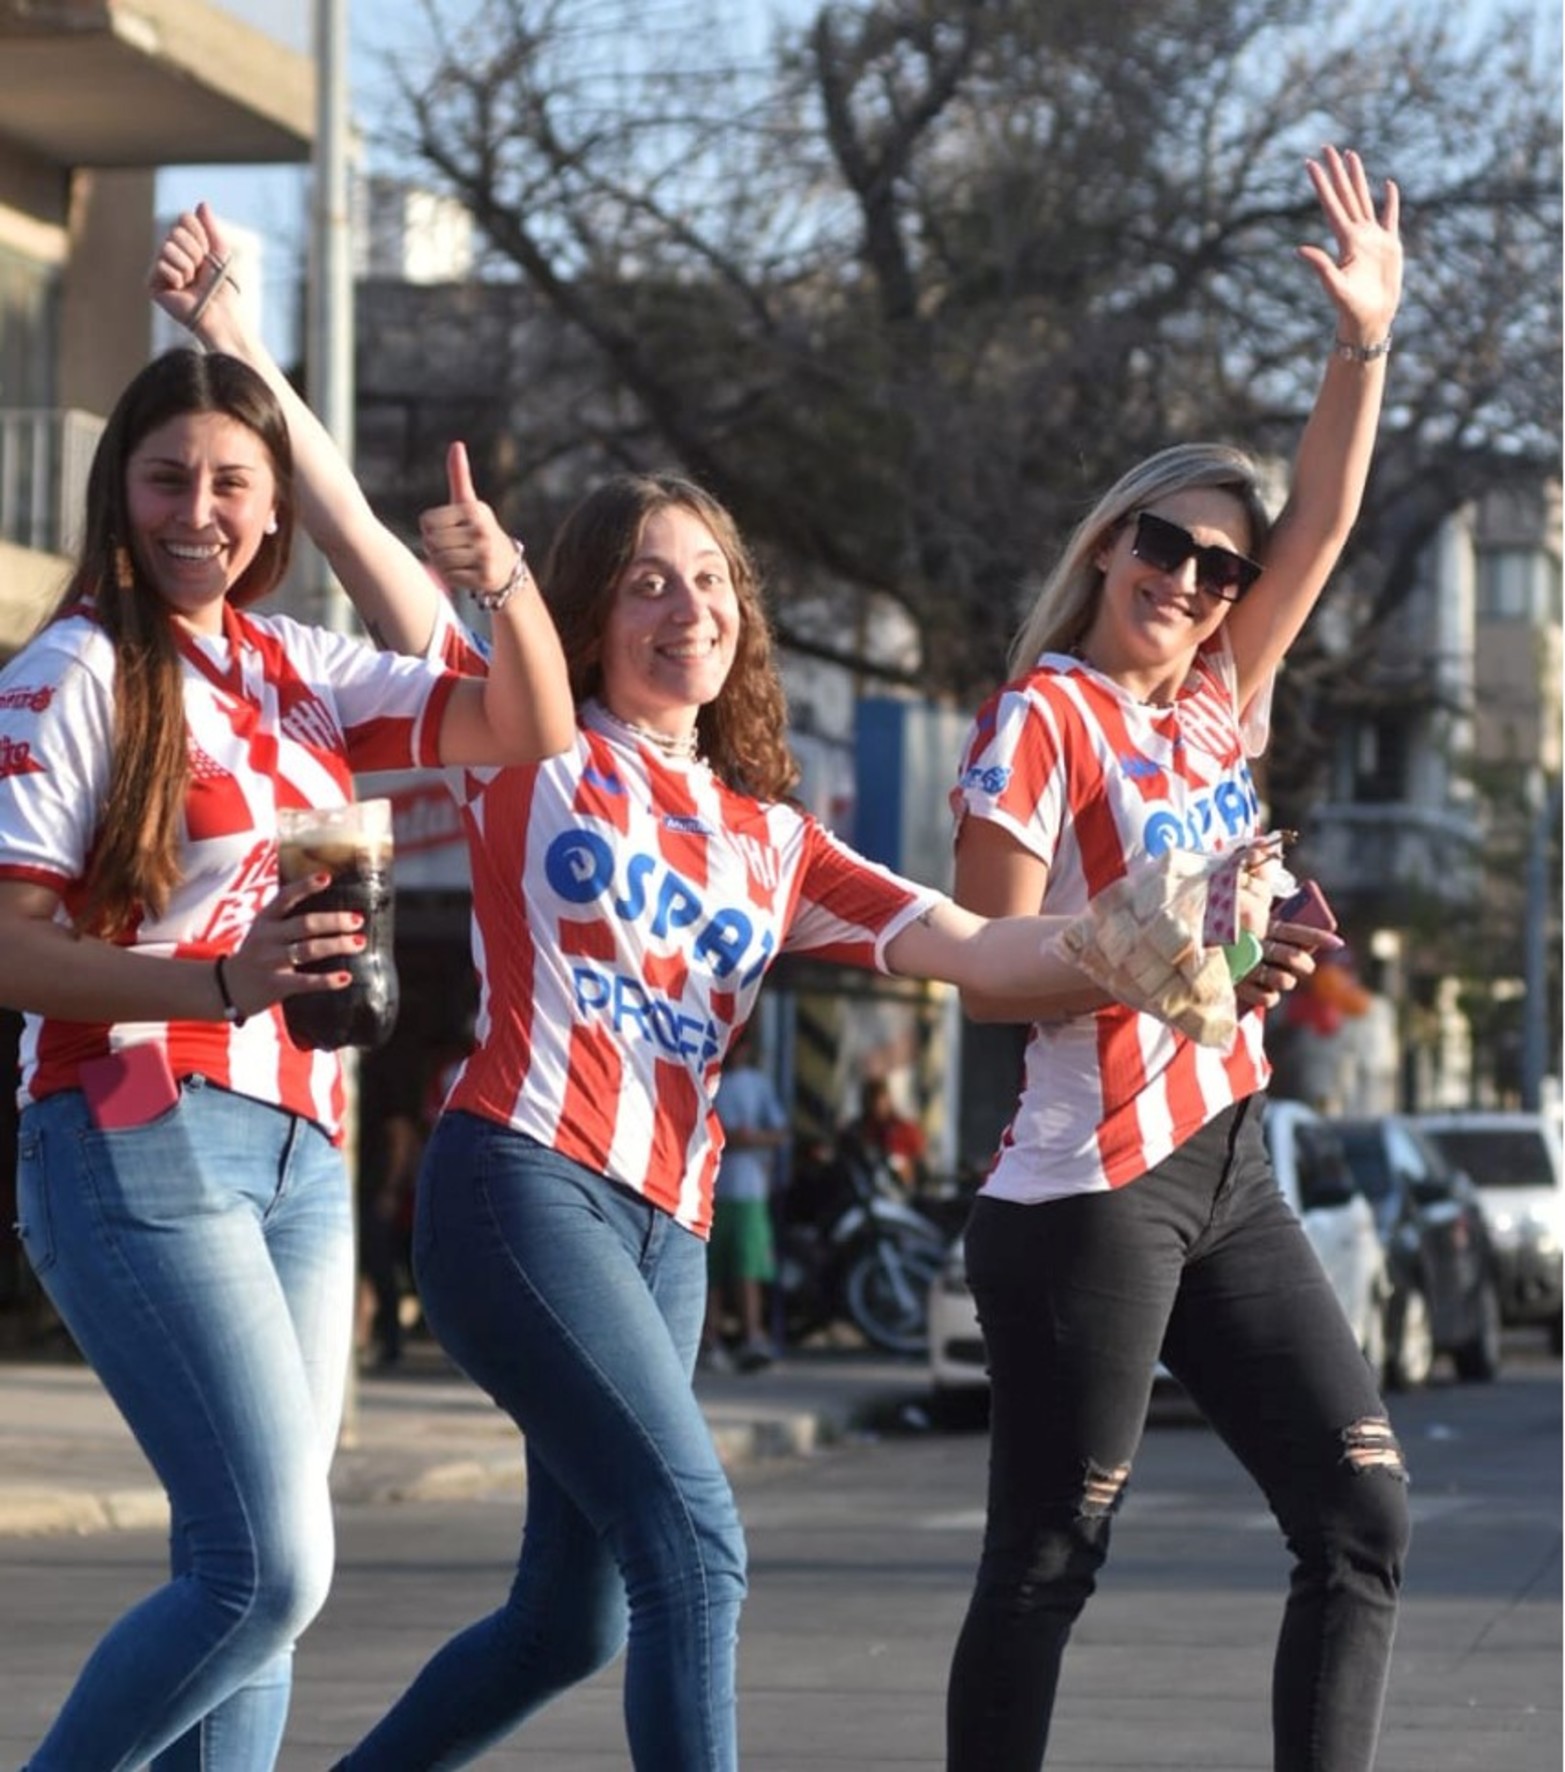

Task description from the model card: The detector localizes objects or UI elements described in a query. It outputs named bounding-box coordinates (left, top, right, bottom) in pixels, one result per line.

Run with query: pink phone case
left=1274, top=879, right=1338, bottom=934
left=79, top=1046, right=180, bottom=1131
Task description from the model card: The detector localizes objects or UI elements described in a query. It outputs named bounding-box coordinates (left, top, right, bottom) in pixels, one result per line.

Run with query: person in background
left=157, top=201, right=1264, bottom=1772
left=702, top=1026, right=789, bottom=1372
left=846, top=1072, right=928, bottom=1190
left=943, top=147, right=1406, bottom=1772
left=357, top=1098, right=422, bottom=1372
left=0, top=340, right=572, bottom=1768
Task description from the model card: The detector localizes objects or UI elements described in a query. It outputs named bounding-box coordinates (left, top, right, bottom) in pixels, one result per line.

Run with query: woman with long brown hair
left=0, top=342, right=571, bottom=1769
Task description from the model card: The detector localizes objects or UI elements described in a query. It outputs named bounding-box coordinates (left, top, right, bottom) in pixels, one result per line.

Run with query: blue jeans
left=16, top=1076, right=353, bottom=1772
left=947, top=1096, right=1410, bottom=1772
left=338, top=1112, right=747, bottom=1771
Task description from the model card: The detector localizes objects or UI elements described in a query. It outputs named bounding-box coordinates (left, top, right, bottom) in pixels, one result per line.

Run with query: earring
left=264, top=515, right=279, bottom=536
left=113, top=546, right=135, bottom=591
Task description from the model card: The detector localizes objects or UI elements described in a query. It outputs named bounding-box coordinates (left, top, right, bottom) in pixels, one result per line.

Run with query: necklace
left=588, top=699, right=703, bottom=762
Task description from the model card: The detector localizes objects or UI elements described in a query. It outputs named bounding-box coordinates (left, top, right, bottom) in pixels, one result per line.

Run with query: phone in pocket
left=1273, top=879, right=1338, bottom=934
left=79, top=1045, right=180, bottom=1131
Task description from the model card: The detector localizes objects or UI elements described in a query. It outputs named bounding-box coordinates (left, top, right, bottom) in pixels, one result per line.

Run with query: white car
left=1263, top=1099, right=1387, bottom=1373
left=928, top=1098, right=1387, bottom=1392
left=1414, top=1110, right=1563, bottom=1350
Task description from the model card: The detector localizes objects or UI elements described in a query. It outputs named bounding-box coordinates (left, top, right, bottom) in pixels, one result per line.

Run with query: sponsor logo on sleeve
left=958, top=762, right=1011, bottom=795
left=0, top=733, right=45, bottom=779
left=0, top=685, right=53, bottom=713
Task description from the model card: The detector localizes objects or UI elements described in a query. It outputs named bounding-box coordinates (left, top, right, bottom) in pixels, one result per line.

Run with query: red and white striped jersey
left=951, top=634, right=1272, bottom=1202
left=434, top=703, right=941, bottom=1236
left=0, top=601, right=460, bottom=1139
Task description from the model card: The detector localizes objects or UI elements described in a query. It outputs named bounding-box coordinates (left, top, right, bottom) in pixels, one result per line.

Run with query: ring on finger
left=289, top=941, right=305, bottom=967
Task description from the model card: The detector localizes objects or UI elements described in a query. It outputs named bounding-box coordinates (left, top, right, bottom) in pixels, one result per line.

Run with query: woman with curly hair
left=154, top=202, right=1258, bottom=1772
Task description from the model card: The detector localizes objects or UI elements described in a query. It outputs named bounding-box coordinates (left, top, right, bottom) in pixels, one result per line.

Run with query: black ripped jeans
left=946, top=1096, right=1409, bottom=1772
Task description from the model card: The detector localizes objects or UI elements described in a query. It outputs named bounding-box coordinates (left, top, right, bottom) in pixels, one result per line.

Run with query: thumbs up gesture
left=418, top=442, right=520, bottom=601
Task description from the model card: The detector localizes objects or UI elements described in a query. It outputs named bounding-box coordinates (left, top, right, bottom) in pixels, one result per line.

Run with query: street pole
left=308, top=0, right=355, bottom=637
left=309, top=0, right=363, bottom=1443
left=1520, top=766, right=1557, bottom=1112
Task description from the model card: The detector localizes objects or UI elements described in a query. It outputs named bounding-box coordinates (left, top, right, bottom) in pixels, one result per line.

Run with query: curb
left=0, top=1402, right=848, bottom=1538
left=0, top=1484, right=171, bottom=1537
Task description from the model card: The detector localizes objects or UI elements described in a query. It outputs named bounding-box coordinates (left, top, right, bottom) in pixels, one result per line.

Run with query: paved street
left=0, top=1343, right=1557, bottom=1769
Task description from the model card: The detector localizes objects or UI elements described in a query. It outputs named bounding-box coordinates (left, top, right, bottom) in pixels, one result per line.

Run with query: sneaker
left=698, top=1341, right=736, bottom=1374
left=736, top=1338, right=775, bottom=1373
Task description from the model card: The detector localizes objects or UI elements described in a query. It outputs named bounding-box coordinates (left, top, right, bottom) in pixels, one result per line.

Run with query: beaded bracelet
left=471, top=538, right=528, bottom=612
left=1333, top=334, right=1392, bottom=364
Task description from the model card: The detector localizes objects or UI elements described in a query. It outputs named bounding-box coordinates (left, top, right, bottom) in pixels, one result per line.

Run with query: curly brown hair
left=539, top=473, right=799, bottom=803
left=53, top=350, right=295, bottom=938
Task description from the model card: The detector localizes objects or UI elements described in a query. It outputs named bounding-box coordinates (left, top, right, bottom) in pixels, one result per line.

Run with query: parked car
left=928, top=1097, right=1386, bottom=1393
left=1262, top=1100, right=1387, bottom=1374
left=1414, top=1111, right=1563, bottom=1352
left=1331, top=1114, right=1503, bottom=1389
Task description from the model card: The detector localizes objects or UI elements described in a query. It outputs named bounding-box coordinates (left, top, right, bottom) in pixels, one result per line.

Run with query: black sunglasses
left=1128, top=510, right=1263, bottom=603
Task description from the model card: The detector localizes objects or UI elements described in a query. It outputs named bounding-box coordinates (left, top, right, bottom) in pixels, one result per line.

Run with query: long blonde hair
left=1008, top=443, right=1273, bottom=678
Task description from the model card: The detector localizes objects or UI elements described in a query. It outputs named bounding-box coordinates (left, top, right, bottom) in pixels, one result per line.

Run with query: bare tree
left=376, top=0, right=1560, bottom=769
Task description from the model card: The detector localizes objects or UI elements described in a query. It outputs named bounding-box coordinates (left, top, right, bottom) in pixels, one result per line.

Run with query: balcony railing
left=0, top=408, right=105, bottom=557
left=1305, top=802, right=1483, bottom=910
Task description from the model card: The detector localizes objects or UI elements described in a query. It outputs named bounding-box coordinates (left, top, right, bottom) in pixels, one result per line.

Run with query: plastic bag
left=1055, top=836, right=1294, bottom=1048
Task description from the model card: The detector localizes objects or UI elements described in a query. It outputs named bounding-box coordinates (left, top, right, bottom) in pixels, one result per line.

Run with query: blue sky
left=158, top=0, right=805, bottom=355
left=160, top=0, right=1548, bottom=360
left=157, top=0, right=435, bottom=354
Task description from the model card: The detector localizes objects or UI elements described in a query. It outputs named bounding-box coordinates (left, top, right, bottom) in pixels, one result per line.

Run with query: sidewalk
left=0, top=1338, right=932, bottom=1537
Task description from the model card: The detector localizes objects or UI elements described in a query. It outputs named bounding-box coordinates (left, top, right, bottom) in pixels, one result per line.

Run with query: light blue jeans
left=337, top=1112, right=747, bottom=1771
left=16, top=1075, right=353, bottom=1771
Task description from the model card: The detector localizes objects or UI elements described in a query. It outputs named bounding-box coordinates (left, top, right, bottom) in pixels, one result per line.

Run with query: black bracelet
left=214, top=955, right=246, bottom=1027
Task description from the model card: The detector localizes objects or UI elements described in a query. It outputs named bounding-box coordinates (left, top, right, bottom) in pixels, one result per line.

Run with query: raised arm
left=1226, top=146, right=1403, bottom=709
left=149, top=204, right=575, bottom=766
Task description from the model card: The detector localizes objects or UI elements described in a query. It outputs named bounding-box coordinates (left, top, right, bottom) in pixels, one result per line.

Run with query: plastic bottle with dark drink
left=276, top=799, right=400, bottom=1050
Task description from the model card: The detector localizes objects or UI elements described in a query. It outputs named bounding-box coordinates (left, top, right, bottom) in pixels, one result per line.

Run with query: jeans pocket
left=15, top=1123, right=57, bottom=1275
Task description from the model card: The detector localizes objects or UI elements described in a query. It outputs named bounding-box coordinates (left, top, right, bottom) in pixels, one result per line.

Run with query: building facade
left=0, top=0, right=313, bottom=659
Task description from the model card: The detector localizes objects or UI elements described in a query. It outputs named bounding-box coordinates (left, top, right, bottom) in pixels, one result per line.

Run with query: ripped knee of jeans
left=1078, top=1457, right=1131, bottom=1518
left=1339, top=1414, right=1407, bottom=1482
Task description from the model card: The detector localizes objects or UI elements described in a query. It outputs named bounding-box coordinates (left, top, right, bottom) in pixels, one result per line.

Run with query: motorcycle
left=773, top=1135, right=963, bottom=1356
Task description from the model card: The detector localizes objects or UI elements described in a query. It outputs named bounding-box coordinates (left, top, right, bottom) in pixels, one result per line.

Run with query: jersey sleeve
left=271, top=614, right=463, bottom=774
left=1192, top=626, right=1272, bottom=757
left=783, top=818, right=944, bottom=973
left=426, top=586, right=491, bottom=676
left=0, top=625, right=114, bottom=892
left=949, top=680, right=1067, bottom=870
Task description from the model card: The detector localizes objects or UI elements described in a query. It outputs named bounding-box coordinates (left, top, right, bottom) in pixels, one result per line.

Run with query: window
left=1351, top=716, right=1412, bottom=803
left=1478, top=547, right=1560, bottom=624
